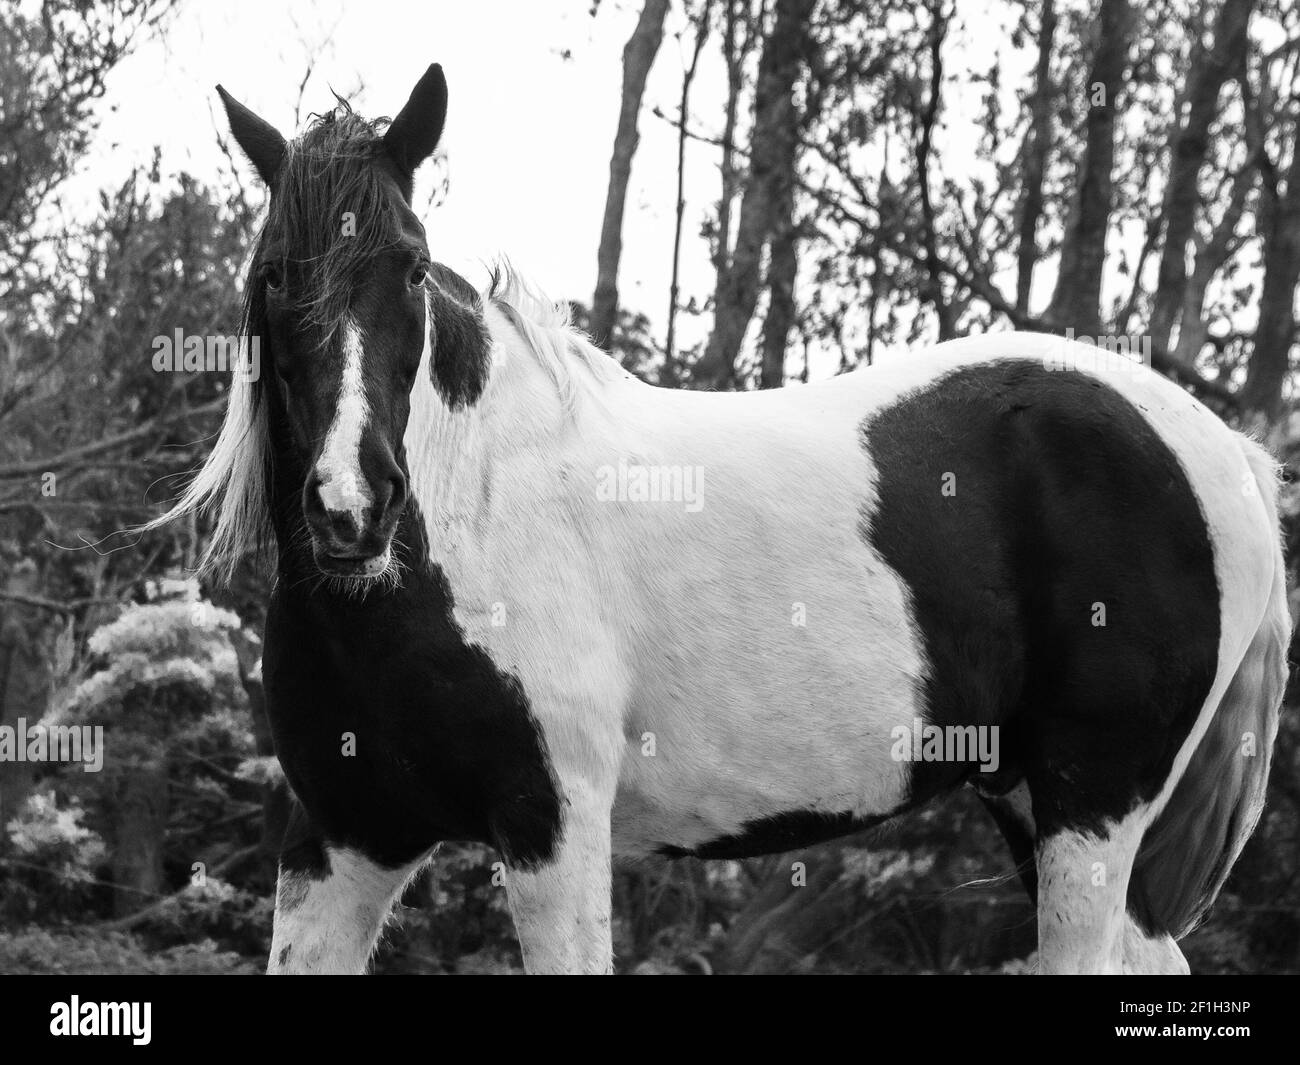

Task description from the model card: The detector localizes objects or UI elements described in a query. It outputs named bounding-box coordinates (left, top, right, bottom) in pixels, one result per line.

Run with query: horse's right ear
left=383, top=64, right=448, bottom=185
left=216, top=85, right=287, bottom=188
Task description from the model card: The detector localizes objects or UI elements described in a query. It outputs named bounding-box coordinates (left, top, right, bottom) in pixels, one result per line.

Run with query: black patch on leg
left=977, top=790, right=1038, bottom=904
left=861, top=359, right=1220, bottom=837
left=279, top=801, right=330, bottom=880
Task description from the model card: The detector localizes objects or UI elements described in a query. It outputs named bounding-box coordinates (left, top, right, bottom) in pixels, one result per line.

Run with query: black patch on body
left=861, top=359, right=1220, bottom=837
left=263, top=498, right=562, bottom=871
left=659, top=806, right=918, bottom=861
left=661, top=357, right=1220, bottom=862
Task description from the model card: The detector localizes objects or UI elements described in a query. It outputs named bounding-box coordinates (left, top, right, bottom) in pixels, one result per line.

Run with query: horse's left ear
left=216, top=85, right=287, bottom=188
left=384, top=64, right=448, bottom=184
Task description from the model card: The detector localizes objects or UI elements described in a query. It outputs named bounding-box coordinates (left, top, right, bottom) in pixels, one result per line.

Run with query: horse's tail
left=1127, top=437, right=1290, bottom=939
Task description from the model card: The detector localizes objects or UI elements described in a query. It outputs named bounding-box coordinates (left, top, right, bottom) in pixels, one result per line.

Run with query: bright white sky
left=82, top=0, right=735, bottom=353
left=75, top=0, right=1249, bottom=379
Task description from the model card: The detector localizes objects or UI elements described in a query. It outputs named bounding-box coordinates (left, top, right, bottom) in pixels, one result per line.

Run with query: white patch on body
left=314, top=317, right=372, bottom=529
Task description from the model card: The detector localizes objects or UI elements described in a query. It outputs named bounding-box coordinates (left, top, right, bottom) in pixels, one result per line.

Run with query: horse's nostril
left=374, top=474, right=406, bottom=526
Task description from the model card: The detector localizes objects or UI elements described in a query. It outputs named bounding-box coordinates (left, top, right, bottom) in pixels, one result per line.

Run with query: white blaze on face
left=314, top=318, right=372, bottom=528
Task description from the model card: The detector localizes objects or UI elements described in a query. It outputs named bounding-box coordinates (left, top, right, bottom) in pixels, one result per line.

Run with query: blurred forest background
left=2, top=0, right=1300, bottom=974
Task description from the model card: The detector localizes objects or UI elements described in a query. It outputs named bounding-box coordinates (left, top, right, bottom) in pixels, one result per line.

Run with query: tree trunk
left=112, top=758, right=168, bottom=917
left=1016, top=0, right=1058, bottom=315
left=759, top=139, right=798, bottom=389
left=713, top=0, right=745, bottom=288
left=696, top=0, right=814, bottom=389
left=590, top=0, right=670, bottom=349
left=1171, top=161, right=1255, bottom=366
left=1148, top=0, right=1255, bottom=365
left=665, top=1, right=713, bottom=385
left=0, top=564, right=51, bottom=835
left=1242, top=123, right=1300, bottom=421
left=1045, top=0, right=1134, bottom=336
left=915, top=3, right=954, bottom=341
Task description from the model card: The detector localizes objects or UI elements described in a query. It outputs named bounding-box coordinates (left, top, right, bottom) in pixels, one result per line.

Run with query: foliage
left=0, top=927, right=254, bottom=975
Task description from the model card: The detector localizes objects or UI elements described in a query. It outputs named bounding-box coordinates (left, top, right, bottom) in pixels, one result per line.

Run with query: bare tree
left=916, top=2, right=954, bottom=341
left=758, top=148, right=798, bottom=389
left=1044, top=0, right=1135, bottom=335
left=695, top=0, right=815, bottom=389
left=1148, top=0, right=1256, bottom=367
left=1015, top=0, right=1058, bottom=316
left=711, top=0, right=750, bottom=312
left=590, top=0, right=671, bottom=349
left=1242, top=116, right=1300, bottom=420
left=665, top=1, right=714, bottom=383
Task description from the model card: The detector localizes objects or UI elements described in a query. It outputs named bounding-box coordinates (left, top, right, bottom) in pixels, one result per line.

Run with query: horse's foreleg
left=268, top=808, right=427, bottom=974
left=504, top=777, right=615, bottom=975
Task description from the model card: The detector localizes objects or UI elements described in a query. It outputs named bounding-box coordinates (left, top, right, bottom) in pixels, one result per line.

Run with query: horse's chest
left=262, top=580, right=562, bottom=869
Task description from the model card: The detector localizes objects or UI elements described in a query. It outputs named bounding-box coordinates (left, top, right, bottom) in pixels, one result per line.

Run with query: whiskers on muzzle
left=318, top=546, right=408, bottom=598
left=282, top=525, right=412, bottom=600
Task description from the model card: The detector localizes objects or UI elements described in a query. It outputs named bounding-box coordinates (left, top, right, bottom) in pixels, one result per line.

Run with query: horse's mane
left=486, top=261, right=624, bottom=412
left=143, top=333, right=270, bottom=583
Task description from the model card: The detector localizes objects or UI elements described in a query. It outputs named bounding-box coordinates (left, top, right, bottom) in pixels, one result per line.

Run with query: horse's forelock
left=256, top=105, right=406, bottom=346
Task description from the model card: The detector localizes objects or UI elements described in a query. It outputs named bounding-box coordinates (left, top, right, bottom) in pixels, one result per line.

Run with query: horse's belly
left=609, top=665, right=921, bottom=858
left=610, top=754, right=914, bottom=859
left=605, top=493, right=930, bottom=858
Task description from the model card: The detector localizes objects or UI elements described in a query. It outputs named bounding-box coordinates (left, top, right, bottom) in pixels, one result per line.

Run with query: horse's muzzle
left=302, top=465, right=406, bottom=578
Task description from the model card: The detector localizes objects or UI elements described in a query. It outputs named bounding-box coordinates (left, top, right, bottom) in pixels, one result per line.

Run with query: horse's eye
left=261, top=263, right=284, bottom=292
left=409, top=263, right=429, bottom=288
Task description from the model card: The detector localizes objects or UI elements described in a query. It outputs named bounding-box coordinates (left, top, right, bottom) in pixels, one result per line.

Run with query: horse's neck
left=403, top=310, right=629, bottom=565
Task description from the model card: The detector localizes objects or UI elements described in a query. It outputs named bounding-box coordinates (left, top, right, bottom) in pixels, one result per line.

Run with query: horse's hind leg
left=1035, top=812, right=1146, bottom=974
left=1039, top=833, right=1189, bottom=973
left=1120, top=916, right=1188, bottom=974
left=982, top=784, right=1187, bottom=974
left=268, top=805, right=428, bottom=974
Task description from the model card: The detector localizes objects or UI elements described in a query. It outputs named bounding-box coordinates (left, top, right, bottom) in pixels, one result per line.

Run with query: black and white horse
left=161, top=64, right=1289, bottom=974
